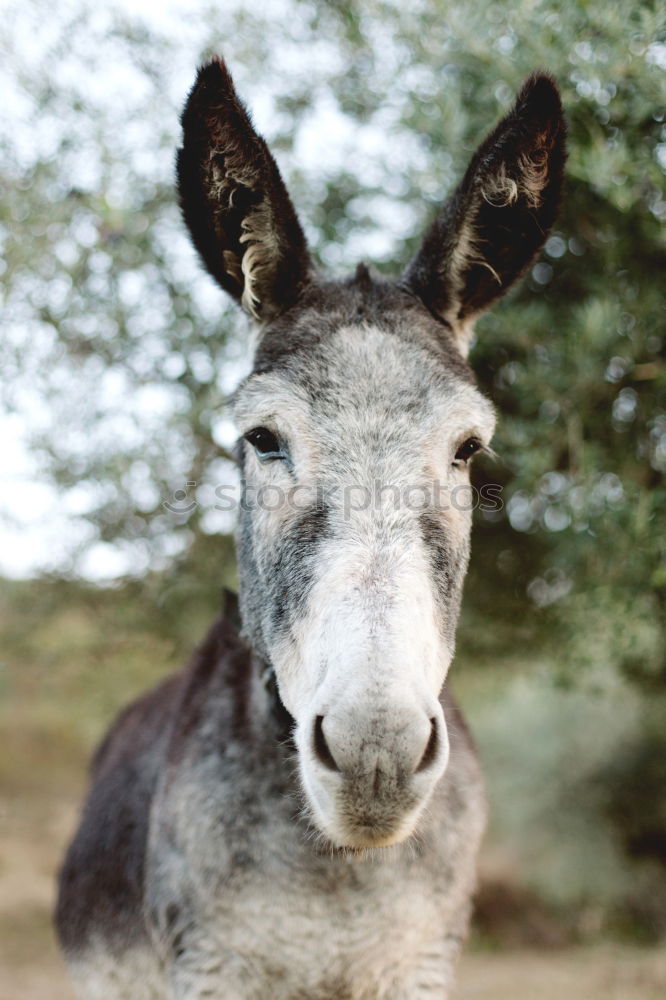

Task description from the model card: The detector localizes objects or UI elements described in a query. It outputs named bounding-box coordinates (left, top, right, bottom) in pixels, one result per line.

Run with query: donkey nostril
left=313, top=715, right=340, bottom=772
left=415, top=718, right=439, bottom=773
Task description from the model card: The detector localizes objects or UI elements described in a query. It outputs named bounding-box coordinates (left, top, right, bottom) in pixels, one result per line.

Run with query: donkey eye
left=454, top=437, right=482, bottom=465
left=244, top=426, right=284, bottom=461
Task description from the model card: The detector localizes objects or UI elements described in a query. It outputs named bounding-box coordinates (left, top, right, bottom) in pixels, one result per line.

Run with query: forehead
left=233, top=320, right=494, bottom=439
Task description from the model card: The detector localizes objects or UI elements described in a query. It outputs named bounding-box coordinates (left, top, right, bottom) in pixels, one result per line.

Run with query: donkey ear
left=177, top=58, right=313, bottom=323
left=403, top=73, right=566, bottom=355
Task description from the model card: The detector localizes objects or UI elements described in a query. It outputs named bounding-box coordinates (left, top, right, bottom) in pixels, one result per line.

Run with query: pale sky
left=1, top=0, right=238, bottom=579
left=1, top=0, right=412, bottom=580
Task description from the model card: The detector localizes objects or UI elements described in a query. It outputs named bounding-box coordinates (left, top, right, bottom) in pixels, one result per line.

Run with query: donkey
left=56, top=58, right=565, bottom=999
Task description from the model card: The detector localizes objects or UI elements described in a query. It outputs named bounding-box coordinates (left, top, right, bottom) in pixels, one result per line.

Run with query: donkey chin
left=295, top=703, right=451, bottom=850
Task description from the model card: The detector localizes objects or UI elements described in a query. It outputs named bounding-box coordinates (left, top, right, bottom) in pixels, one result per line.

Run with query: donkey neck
left=221, top=587, right=294, bottom=739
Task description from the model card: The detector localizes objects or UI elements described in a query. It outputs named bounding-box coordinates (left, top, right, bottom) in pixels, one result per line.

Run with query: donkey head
left=178, top=59, right=565, bottom=849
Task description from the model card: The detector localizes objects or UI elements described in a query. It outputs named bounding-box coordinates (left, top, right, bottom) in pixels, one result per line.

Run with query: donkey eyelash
left=454, top=441, right=497, bottom=465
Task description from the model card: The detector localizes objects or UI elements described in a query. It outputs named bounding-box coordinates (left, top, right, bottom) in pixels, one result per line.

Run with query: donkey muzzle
left=300, top=701, right=449, bottom=848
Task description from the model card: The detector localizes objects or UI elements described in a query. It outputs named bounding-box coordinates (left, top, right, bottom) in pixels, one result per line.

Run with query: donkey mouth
left=322, top=809, right=421, bottom=850
left=339, top=824, right=410, bottom=849
left=310, top=785, right=427, bottom=850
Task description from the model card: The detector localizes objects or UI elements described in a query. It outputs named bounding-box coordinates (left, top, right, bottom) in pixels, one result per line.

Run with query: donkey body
left=56, top=59, right=565, bottom=1000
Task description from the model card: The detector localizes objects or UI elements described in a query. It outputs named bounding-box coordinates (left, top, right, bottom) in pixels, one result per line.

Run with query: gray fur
left=59, top=620, right=485, bottom=999
left=55, top=60, right=565, bottom=999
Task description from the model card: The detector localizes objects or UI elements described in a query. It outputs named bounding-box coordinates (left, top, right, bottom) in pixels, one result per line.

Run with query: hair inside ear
left=177, top=58, right=313, bottom=323
left=403, top=73, right=566, bottom=354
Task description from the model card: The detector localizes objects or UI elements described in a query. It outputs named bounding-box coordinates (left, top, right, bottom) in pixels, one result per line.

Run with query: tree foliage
left=1, top=0, right=664, bottom=693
